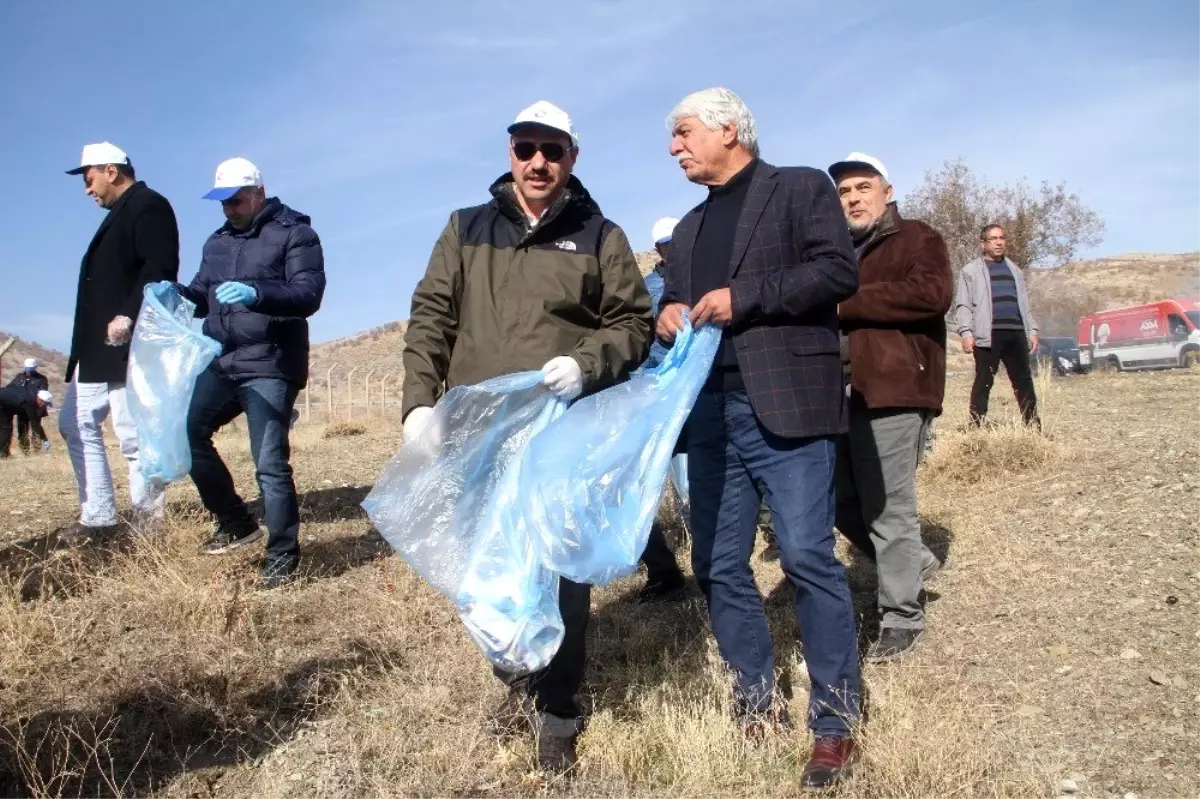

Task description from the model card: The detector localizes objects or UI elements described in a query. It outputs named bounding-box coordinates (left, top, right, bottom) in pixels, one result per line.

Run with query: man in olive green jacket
left=401, top=101, right=652, bottom=775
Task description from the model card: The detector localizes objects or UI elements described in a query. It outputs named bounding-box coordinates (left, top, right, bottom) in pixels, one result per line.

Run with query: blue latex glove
left=42, top=440, right=51, bottom=453
left=215, top=281, right=257, bottom=306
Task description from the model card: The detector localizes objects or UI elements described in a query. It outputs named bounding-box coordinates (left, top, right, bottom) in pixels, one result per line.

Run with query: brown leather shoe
left=801, top=736, right=857, bottom=791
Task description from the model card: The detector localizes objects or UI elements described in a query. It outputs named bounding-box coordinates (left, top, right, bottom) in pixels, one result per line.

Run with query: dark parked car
left=1032, top=336, right=1086, bottom=376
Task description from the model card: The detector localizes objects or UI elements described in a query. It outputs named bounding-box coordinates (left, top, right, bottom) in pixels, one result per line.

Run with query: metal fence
left=296, top=363, right=404, bottom=424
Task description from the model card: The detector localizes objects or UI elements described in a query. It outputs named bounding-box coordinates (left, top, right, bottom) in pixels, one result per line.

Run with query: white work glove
left=541, top=356, right=584, bottom=400
left=402, top=406, right=442, bottom=454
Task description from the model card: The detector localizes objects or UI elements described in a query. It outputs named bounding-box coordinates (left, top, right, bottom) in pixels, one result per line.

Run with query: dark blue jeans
left=688, top=390, right=861, bottom=736
left=187, top=369, right=301, bottom=562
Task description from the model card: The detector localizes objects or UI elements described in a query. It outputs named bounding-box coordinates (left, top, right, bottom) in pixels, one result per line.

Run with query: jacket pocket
left=906, top=335, right=925, bottom=372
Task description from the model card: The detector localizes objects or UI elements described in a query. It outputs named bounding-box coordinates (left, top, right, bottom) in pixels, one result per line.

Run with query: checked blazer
left=661, top=160, right=859, bottom=439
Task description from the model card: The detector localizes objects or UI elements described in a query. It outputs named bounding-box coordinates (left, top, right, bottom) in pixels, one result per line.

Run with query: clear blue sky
left=2, top=0, right=1197, bottom=352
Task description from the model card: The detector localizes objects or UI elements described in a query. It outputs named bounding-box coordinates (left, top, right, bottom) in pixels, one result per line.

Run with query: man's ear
left=722, top=123, right=739, bottom=147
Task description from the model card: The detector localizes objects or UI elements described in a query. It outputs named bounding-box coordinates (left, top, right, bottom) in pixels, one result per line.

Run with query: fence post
left=379, top=374, right=390, bottom=416
left=346, top=367, right=359, bottom=420
left=326, top=363, right=338, bottom=425
left=364, top=368, right=376, bottom=417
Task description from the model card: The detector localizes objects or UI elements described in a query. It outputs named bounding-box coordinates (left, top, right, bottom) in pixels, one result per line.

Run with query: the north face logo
left=555, top=240, right=577, bottom=252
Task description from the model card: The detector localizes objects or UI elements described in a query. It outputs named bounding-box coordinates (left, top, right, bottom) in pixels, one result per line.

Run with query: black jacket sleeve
left=124, top=199, right=181, bottom=321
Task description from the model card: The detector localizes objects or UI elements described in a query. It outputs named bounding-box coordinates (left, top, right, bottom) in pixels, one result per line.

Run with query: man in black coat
left=59, top=142, right=180, bottom=541
left=657, top=88, right=861, bottom=790
left=6, top=358, right=50, bottom=454
left=180, top=157, right=325, bottom=589
left=0, top=387, right=52, bottom=459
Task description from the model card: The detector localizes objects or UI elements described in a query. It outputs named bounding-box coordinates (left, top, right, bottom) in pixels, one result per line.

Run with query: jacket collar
left=218, top=197, right=284, bottom=237
left=89, top=181, right=145, bottom=247
left=854, top=202, right=902, bottom=259
left=489, top=173, right=599, bottom=241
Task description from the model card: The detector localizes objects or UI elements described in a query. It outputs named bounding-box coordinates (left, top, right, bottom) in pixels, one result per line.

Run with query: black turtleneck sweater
left=691, top=158, right=758, bottom=391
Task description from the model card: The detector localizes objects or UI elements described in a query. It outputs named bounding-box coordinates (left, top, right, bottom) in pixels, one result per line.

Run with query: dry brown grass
left=0, top=371, right=1196, bottom=797
left=322, top=421, right=367, bottom=439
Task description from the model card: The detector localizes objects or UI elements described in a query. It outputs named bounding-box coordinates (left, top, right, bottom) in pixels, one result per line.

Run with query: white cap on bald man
left=37, top=390, right=53, bottom=406
left=24, top=358, right=37, bottom=369
left=203, top=157, right=263, bottom=201
left=828, top=152, right=889, bottom=183
left=65, top=142, right=131, bottom=175
left=508, top=101, right=580, bottom=147
left=652, top=217, right=679, bottom=246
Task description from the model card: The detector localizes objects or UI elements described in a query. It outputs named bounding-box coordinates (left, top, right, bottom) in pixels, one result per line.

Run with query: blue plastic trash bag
left=362, top=373, right=568, bottom=674
left=669, top=453, right=689, bottom=513
left=521, top=318, right=720, bottom=585
left=127, top=282, right=222, bottom=486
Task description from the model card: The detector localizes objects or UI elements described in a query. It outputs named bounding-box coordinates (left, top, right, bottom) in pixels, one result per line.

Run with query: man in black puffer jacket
left=179, top=157, right=325, bottom=588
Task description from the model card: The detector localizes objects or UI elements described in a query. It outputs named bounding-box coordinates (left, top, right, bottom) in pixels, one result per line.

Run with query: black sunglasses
left=512, top=140, right=569, bottom=163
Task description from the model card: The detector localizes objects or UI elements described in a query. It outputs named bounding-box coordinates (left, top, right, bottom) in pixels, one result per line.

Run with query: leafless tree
left=903, top=158, right=1105, bottom=273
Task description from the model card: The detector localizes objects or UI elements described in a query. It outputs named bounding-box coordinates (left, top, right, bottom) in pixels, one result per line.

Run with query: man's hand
left=1028, top=333, right=1039, bottom=355
left=541, top=356, right=584, bottom=400
left=961, top=334, right=975, bottom=354
left=691, top=288, right=733, bottom=327
left=215, top=281, right=257, bottom=306
left=656, top=302, right=688, bottom=344
left=106, top=315, right=134, bottom=346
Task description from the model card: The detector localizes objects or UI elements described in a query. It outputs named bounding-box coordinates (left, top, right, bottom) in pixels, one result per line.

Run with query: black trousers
left=641, top=522, right=683, bottom=583
left=494, top=578, right=591, bottom=720
left=969, top=329, right=1039, bottom=426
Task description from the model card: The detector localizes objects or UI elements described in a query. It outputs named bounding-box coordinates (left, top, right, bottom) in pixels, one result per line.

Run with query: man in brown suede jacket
left=829, top=153, right=953, bottom=662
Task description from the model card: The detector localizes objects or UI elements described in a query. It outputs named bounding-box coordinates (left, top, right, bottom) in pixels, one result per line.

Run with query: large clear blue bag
left=520, top=318, right=719, bottom=585
left=126, top=283, right=222, bottom=486
left=361, top=373, right=568, bottom=674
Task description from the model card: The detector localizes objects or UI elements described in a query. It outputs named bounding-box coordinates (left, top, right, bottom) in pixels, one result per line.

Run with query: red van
left=1078, top=299, right=1200, bottom=371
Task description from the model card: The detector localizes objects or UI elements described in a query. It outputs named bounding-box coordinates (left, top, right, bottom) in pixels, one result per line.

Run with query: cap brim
left=507, top=122, right=577, bottom=144
left=202, top=186, right=243, bottom=201
left=654, top=236, right=672, bottom=246
left=828, top=160, right=882, bottom=181
left=65, top=166, right=88, bottom=175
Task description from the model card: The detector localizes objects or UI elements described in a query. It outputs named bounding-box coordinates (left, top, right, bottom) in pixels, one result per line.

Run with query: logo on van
left=1140, top=319, right=1159, bottom=332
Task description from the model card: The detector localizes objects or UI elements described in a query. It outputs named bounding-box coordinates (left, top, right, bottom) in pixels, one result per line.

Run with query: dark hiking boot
left=865, top=626, right=924, bottom=663
left=201, top=517, right=262, bottom=555
left=535, top=713, right=581, bottom=775
left=633, top=569, right=687, bottom=604
left=260, top=555, right=299, bottom=589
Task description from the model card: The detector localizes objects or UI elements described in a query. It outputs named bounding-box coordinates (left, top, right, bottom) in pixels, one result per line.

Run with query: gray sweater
left=953, top=257, right=1038, bottom=348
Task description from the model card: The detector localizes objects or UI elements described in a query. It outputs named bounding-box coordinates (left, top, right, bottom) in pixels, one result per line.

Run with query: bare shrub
left=324, top=421, right=368, bottom=439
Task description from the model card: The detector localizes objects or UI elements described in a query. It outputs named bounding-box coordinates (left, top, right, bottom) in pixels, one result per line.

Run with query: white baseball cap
left=37, top=390, right=53, bottom=405
left=652, top=217, right=679, bottom=246
left=203, top=157, right=263, bottom=200
left=507, top=101, right=579, bottom=147
left=65, top=142, right=131, bottom=175
left=24, top=358, right=37, bottom=369
left=828, top=152, right=889, bottom=182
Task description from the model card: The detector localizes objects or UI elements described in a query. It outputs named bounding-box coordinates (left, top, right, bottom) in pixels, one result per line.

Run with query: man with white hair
left=657, top=87, right=861, bottom=790
left=828, top=152, right=953, bottom=662
left=60, top=142, right=179, bottom=541
left=6, top=358, right=50, bottom=454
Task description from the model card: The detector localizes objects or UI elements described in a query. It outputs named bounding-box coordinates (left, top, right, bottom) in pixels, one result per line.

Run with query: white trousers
left=59, top=369, right=165, bottom=527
